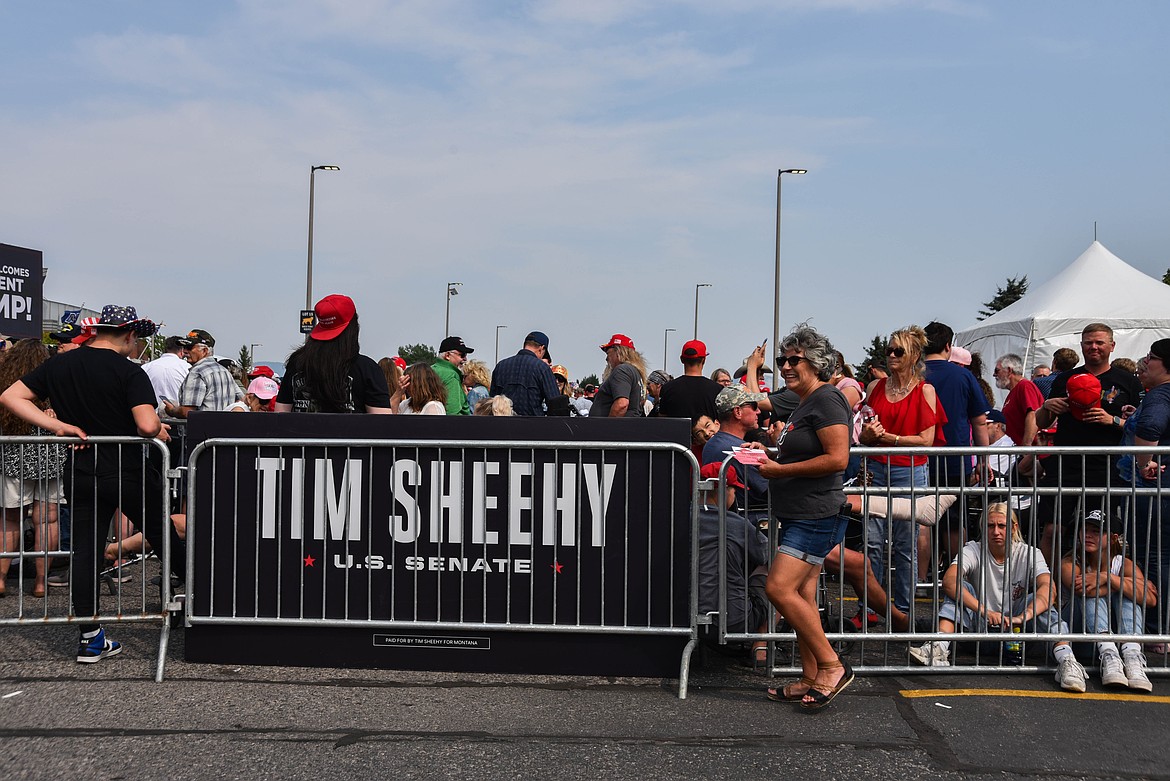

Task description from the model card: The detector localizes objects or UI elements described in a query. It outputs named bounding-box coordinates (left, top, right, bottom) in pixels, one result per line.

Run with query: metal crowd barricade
left=0, top=435, right=177, bottom=682
left=185, top=437, right=704, bottom=697
left=708, top=444, right=1170, bottom=677
left=160, top=417, right=188, bottom=511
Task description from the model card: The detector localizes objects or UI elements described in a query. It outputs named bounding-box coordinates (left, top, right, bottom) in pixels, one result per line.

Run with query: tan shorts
left=1, top=476, right=66, bottom=510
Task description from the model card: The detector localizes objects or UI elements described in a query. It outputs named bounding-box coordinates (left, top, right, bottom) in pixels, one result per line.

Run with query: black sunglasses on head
left=886, top=346, right=906, bottom=358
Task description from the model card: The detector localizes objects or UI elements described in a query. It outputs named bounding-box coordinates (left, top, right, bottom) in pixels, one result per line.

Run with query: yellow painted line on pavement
left=901, top=688, right=1170, bottom=703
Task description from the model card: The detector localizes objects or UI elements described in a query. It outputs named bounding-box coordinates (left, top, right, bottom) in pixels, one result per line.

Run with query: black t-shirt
left=22, top=346, right=157, bottom=437
left=656, top=375, right=722, bottom=424
left=1049, top=365, right=1141, bottom=447
left=1044, top=364, right=1143, bottom=483
left=275, top=354, right=391, bottom=413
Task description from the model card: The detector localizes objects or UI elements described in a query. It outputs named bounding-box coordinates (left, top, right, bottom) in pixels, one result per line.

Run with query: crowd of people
left=0, top=294, right=1166, bottom=708
left=691, top=319, right=1167, bottom=706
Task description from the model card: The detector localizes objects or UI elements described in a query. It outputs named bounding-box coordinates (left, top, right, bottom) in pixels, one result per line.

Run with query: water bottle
left=1005, top=624, right=1023, bottom=665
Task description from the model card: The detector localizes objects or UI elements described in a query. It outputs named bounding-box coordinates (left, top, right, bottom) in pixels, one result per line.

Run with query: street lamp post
left=693, top=283, right=711, bottom=340
left=249, top=343, right=262, bottom=370
left=773, top=168, right=807, bottom=379
left=305, top=165, right=340, bottom=310
left=663, top=328, right=676, bottom=371
left=445, top=282, right=463, bottom=338
left=495, top=324, right=507, bottom=366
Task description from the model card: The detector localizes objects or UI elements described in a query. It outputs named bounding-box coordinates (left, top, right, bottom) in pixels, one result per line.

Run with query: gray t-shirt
left=952, top=540, right=1049, bottom=613
left=769, top=383, right=850, bottom=519
left=589, top=363, right=644, bottom=417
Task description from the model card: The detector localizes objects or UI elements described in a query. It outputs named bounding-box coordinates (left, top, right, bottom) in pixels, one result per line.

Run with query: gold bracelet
left=894, top=435, right=901, bottom=446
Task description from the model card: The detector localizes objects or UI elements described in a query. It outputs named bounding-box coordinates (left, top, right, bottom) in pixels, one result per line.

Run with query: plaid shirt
left=179, top=356, right=243, bottom=411
left=489, top=349, right=561, bottom=416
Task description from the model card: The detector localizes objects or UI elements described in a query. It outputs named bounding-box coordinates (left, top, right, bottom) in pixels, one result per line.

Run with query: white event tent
left=954, top=241, right=1170, bottom=391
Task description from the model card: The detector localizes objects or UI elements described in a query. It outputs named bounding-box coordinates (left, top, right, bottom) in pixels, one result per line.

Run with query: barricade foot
left=678, top=637, right=698, bottom=699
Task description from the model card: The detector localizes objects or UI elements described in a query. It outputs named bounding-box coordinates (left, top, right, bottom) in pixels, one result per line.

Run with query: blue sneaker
left=76, top=628, right=123, bottom=664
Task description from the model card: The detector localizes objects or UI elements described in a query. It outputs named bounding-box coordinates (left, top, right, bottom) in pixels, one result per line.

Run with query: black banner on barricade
left=183, top=414, right=694, bottom=676
left=0, top=243, right=44, bottom=340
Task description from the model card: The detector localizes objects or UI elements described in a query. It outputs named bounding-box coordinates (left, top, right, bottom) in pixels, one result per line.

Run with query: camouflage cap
left=715, top=386, right=767, bottom=416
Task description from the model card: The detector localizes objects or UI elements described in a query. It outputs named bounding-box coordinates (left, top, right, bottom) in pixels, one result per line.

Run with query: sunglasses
left=779, top=355, right=805, bottom=368
left=886, top=346, right=906, bottom=358
left=1148, top=353, right=1165, bottom=363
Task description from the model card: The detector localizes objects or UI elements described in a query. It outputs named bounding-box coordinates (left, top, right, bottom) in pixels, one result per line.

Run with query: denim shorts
left=776, top=514, right=849, bottom=567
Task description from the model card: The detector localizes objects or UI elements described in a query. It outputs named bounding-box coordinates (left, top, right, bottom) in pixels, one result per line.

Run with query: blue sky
left=2, top=1, right=1168, bottom=380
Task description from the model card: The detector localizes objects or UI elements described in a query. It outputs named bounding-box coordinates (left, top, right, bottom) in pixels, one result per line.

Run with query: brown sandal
left=801, top=659, right=855, bottom=711
left=767, top=677, right=816, bottom=702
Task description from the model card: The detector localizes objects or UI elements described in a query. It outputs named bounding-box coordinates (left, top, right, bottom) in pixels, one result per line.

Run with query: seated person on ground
left=909, top=503, right=1091, bottom=692
left=696, top=463, right=771, bottom=650
left=1060, top=509, right=1156, bottom=692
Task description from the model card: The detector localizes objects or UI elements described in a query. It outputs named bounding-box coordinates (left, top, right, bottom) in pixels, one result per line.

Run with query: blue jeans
left=865, top=460, right=928, bottom=612
left=1063, top=591, right=1145, bottom=637
left=843, top=452, right=862, bottom=485
left=1132, top=494, right=1170, bottom=634
left=58, top=504, right=71, bottom=553
left=941, top=581, right=1069, bottom=635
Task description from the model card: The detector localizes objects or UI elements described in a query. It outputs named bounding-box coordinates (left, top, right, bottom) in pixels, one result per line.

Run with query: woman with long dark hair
left=275, top=294, right=391, bottom=414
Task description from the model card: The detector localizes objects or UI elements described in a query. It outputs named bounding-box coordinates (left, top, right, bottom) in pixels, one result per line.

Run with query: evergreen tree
left=238, top=344, right=253, bottom=376
left=398, top=343, right=437, bottom=365
left=581, top=373, right=600, bottom=388
left=978, top=275, right=1029, bottom=320
left=855, top=335, right=889, bottom=378
left=1162, top=268, right=1170, bottom=285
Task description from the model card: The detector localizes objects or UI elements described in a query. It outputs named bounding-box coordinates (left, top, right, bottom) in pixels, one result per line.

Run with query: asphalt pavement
left=1, top=618, right=1168, bottom=781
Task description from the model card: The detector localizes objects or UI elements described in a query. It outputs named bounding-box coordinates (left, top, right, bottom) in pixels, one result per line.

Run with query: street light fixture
left=773, top=168, right=806, bottom=379
left=693, top=283, right=711, bottom=340
left=495, top=324, right=508, bottom=367
left=663, top=328, right=676, bottom=371
left=249, top=343, right=262, bottom=370
left=445, top=282, right=463, bottom=338
left=305, top=165, right=340, bottom=310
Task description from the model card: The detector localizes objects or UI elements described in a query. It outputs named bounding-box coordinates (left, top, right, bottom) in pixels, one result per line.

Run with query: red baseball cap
left=310, top=294, right=356, bottom=341
left=680, top=340, right=708, bottom=359
left=739, top=376, right=770, bottom=393
left=600, top=333, right=636, bottom=351
left=699, top=462, right=745, bottom=489
left=248, top=365, right=275, bottom=379
left=1066, top=373, right=1102, bottom=421
left=392, top=356, right=407, bottom=371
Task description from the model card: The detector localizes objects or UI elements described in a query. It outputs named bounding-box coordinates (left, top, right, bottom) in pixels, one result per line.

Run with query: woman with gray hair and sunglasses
left=757, top=323, right=854, bottom=710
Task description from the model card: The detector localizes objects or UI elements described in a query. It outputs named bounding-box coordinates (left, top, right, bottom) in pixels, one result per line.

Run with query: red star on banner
left=550, top=560, right=564, bottom=574
left=304, top=554, right=316, bottom=567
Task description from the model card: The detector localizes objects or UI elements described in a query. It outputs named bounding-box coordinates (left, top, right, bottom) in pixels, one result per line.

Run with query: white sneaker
left=1056, top=656, right=1088, bottom=693
left=1100, top=652, right=1128, bottom=687
left=1122, top=650, right=1153, bottom=692
left=909, top=641, right=950, bottom=667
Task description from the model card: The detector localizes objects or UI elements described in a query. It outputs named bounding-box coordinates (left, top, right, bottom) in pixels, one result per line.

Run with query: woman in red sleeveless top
left=859, top=325, right=944, bottom=618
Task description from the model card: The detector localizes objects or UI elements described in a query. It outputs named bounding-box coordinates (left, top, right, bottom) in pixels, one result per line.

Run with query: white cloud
left=3, top=0, right=1166, bottom=380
